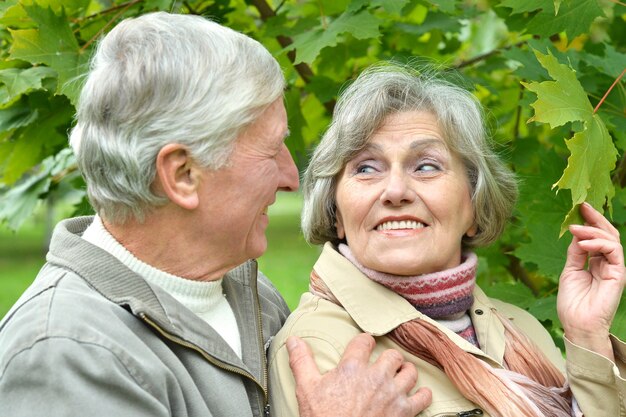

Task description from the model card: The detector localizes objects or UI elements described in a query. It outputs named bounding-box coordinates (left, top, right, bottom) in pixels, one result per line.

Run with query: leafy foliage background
left=1, top=0, right=625, bottom=347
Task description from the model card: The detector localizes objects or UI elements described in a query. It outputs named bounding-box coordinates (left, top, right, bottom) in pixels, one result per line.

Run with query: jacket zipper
left=458, top=409, right=483, bottom=417
left=139, top=313, right=269, bottom=406
left=251, top=261, right=271, bottom=416
left=437, top=409, right=483, bottom=417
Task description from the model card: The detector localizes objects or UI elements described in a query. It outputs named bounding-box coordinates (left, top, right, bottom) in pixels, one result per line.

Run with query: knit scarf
left=309, top=245, right=579, bottom=417
left=338, top=244, right=479, bottom=346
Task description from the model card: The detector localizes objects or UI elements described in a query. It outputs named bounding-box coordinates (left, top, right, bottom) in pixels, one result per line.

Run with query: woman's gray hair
left=69, top=12, right=285, bottom=224
left=302, top=62, right=518, bottom=248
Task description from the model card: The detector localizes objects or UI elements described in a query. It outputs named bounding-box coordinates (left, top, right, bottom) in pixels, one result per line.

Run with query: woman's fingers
left=569, top=221, right=624, bottom=267
left=579, top=202, right=619, bottom=238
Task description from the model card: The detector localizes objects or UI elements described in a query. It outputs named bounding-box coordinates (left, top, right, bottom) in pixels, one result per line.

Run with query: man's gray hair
left=69, top=12, right=285, bottom=224
left=301, top=62, right=518, bottom=248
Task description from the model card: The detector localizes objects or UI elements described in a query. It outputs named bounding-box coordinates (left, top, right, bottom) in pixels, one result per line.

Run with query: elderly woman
left=269, top=63, right=626, bottom=417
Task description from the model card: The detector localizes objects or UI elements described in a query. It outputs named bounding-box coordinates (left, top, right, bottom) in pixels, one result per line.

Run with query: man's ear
left=154, top=144, right=200, bottom=210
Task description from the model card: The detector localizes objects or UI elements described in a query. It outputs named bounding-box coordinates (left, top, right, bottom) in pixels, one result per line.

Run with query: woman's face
left=335, top=111, right=476, bottom=276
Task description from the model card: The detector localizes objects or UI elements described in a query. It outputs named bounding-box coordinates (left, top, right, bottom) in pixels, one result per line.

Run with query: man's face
left=195, top=98, right=299, bottom=265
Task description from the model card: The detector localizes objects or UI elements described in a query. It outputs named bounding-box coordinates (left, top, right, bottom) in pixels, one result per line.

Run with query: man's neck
left=102, top=207, right=238, bottom=282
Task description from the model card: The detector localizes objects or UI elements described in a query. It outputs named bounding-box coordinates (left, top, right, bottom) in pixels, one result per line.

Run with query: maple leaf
left=0, top=67, right=57, bottom=106
left=500, top=0, right=603, bottom=38
left=522, top=49, right=618, bottom=235
left=8, top=3, right=89, bottom=105
left=288, top=10, right=380, bottom=64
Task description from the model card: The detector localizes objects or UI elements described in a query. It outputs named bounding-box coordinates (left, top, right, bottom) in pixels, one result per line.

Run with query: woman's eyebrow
left=360, top=142, right=383, bottom=153
left=409, top=137, right=446, bottom=151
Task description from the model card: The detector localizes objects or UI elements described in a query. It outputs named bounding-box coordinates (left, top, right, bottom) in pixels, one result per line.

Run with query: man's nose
left=277, top=144, right=300, bottom=192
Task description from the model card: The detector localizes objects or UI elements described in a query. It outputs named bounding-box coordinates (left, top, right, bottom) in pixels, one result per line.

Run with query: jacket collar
left=314, top=242, right=506, bottom=365
left=46, top=216, right=265, bottom=381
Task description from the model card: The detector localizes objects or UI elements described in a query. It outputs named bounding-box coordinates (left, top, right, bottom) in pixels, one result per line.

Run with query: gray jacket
left=0, top=216, right=290, bottom=417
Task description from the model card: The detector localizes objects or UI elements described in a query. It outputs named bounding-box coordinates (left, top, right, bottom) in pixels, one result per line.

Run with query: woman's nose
left=380, top=170, right=415, bottom=206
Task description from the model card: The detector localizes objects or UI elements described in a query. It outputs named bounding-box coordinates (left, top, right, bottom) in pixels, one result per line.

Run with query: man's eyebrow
left=283, top=130, right=291, bottom=141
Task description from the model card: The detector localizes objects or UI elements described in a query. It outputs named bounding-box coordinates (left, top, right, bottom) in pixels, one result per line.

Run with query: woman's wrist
left=564, top=329, right=614, bottom=361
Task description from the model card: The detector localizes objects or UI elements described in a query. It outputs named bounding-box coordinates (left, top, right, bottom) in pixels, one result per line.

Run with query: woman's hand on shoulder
left=557, top=202, right=625, bottom=360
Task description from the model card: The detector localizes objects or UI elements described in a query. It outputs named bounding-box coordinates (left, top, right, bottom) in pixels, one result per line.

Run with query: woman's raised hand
left=557, top=202, right=626, bottom=360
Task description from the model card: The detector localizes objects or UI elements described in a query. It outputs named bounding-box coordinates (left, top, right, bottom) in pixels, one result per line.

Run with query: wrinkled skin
left=558, top=202, right=626, bottom=361
left=288, top=333, right=433, bottom=417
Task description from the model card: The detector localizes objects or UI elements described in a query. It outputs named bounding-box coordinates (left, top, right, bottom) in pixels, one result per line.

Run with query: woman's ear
left=466, top=222, right=478, bottom=238
left=335, top=208, right=346, bottom=239
left=154, top=144, right=200, bottom=210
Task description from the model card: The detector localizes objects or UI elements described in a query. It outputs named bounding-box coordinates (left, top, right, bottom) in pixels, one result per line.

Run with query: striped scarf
left=338, top=244, right=479, bottom=346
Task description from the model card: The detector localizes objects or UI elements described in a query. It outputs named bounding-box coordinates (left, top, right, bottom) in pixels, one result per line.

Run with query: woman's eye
left=356, top=164, right=377, bottom=174
left=416, top=162, right=440, bottom=172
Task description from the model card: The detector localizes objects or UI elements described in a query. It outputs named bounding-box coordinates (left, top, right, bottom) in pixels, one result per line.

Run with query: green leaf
left=514, top=205, right=570, bottom=279
left=0, top=100, right=38, bottom=131
left=555, top=116, right=617, bottom=213
left=324, top=0, right=353, bottom=15
left=0, top=0, right=18, bottom=15
left=514, top=148, right=570, bottom=279
left=396, top=10, right=462, bottom=37
left=553, top=0, right=562, bottom=14
left=483, top=281, right=535, bottom=309
left=528, top=295, right=560, bottom=326
left=499, top=0, right=550, bottom=14
left=0, top=147, right=75, bottom=231
left=0, top=66, right=56, bottom=105
left=290, top=10, right=380, bottom=64
left=142, top=0, right=175, bottom=10
left=3, top=95, right=73, bottom=184
left=500, top=0, right=604, bottom=38
left=284, top=87, right=307, bottom=168
left=304, top=75, right=341, bottom=104
left=607, top=114, right=626, bottom=153
left=522, top=50, right=592, bottom=128
left=8, top=3, right=89, bottom=104
left=585, top=44, right=626, bottom=79
left=522, top=49, right=618, bottom=234
left=429, top=0, right=457, bottom=13
left=0, top=172, right=50, bottom=230
left=368, top=0, right=410, bottom=14
left=503, top=48, right=549, bottom=80
left=0, top=1, right=24, bottom=27
left=526, top=0, right=603, bottom=38
left=22, top=0, right=90, bottom=15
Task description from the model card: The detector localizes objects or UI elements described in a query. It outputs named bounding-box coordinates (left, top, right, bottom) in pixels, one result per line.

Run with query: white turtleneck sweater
left=82, top=215, right=242, bottom=358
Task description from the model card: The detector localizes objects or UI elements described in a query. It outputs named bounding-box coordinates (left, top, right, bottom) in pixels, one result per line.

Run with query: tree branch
left=73, top=0, right=142, bottom=23
left=594, top=68, right=625, bottom=114
left=183, top=1, right=198, bottom=14
left=248, top=0, right=336, bottom=113
left=80, top=0, right=141, bottom=52
left=454, top=40, right=528, bottom=70
left=507, top=253, right=541, bottom=296
left=249, top=0, right=314, bottom=83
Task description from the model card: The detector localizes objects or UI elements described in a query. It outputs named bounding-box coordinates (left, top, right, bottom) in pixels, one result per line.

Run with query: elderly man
left=0, top=12, right=430, bottom=417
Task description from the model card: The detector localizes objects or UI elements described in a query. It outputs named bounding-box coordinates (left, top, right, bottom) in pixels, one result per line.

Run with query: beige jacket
left=269, top=243, right=626, bottom=417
